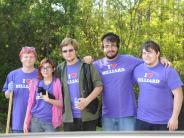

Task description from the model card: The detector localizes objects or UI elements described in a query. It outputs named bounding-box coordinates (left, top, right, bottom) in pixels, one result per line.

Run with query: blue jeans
left=102, top=117, right=136, bottom=131
left=135, top=119, right=168, bottom=131
left=30, top=116, right=55, bottom=132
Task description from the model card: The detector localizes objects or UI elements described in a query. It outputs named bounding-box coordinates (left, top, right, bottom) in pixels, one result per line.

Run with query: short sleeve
left=2, top=71, right=14, bottom=92
left=166, top=67, right=184, bottom=90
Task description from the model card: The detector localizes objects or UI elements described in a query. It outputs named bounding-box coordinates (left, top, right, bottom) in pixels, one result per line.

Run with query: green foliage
left=0, top=0, right=184, bottom=132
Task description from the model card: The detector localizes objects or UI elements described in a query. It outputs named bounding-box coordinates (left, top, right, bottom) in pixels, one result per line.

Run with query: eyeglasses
left=104, top=45, right=117, bottom=49
left=41, top=66, right=53, bottom=71
left=62, top=49, right=75, bottom=53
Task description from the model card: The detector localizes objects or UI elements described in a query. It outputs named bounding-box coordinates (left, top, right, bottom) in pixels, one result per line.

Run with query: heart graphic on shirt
left=111, top=64, right=117, bottom=69
left=147, top=73, right=153, bottom=78
left=71, top=73, right=77, bottom=78
left=26, top=79, right=32, bottom=84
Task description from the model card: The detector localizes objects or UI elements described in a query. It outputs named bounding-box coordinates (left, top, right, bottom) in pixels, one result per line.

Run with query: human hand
left=76, top=98, right=90, bottom=111
left=83, top=56, right=93, bottom=64
left=160, top=57, right=172, bottom=67
left=8, top=81, right=14, bottom=92
left=167, top=116, right=178, bottom=131
left=41, top=92, right=50, bottom=103
left=23, top=123, right=29, bottom=133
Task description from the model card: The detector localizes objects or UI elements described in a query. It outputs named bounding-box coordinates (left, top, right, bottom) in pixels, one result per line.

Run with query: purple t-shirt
left=134, top=63, right=184, bottom=124
left=67, top=60, right=81, bottom=118
left=94, top=54, right=142, bottom=118
left=31, top=80, right=54, bottom=123
left=2, top=68, right=38, bottom=130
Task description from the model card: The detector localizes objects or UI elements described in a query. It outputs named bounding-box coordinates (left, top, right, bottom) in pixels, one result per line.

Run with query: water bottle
left=74, top=97, right=79, bottom=108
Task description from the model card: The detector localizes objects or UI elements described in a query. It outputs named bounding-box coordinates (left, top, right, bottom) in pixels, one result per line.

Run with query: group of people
left=2, top=32, right=183, bottom=133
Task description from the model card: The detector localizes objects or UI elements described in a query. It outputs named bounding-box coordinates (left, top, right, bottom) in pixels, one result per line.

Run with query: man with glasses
left=57, top=37, right=103, bottom=131
left=2, top=46, right=38, bottom=133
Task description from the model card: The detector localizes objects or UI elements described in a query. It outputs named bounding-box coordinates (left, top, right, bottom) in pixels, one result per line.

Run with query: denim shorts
left=102, top=116, right=136, bottom=131
left=30, top=116, right=55, bottom=132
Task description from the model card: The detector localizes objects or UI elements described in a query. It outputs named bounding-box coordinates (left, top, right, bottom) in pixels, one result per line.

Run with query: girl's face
left=40, top=62, right=54, bottom=79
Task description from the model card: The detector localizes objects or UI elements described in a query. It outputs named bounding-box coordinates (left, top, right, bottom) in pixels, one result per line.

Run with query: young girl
left=23, top=58, right=63, bottom=133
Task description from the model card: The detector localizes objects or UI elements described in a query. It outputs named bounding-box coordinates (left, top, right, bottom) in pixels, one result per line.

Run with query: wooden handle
left=6, top=92, right=13, bottom=134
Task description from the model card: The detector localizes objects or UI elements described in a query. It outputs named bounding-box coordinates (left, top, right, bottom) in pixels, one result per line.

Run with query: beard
left=66, top=58, right=75, bottom=63
left=65, top=56, right=78, bottom=64
left=105, top=50, right=118, bottom=59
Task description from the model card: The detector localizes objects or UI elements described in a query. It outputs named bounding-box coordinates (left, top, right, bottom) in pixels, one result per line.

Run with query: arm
left=167, top=87, right=183, bottom=131
left=24, top=93, right=34, bottom=133
left=23, top=80, right=37, bottom=133
left=77, top=63, right=103, bottom=110
left=77, top=86, right=102, bottom=111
